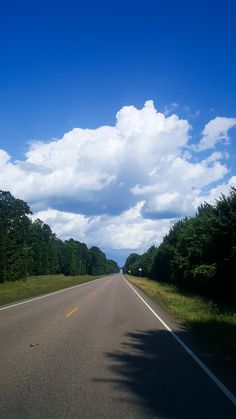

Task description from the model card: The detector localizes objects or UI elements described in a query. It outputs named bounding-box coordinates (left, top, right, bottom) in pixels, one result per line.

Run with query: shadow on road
left=94, top=329, right=236, bottom=419
left=189, top=319, right=236, bottom=359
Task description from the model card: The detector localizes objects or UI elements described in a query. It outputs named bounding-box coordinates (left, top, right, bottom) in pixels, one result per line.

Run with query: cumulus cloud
left=195, top=116, right=236, bottom=151
left=131, top=154, right=228, bottom=217
left=193, top=176, right=236, bottom=208
left=0, top=100, right=235, bottom=263
left=0, top=100, right=193, bottom=215
left=33, top=201, right=174, bottom=253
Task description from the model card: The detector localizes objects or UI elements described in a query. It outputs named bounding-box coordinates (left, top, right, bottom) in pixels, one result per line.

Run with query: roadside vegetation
left=0, top=190, right=119, bottom=304
left=0, top=190, right=119, bottom=286
left=0, top=274, right=102, bottom=307
left=124, top=188, right=236, bottom=302
left=124, top=188, right=236, bottom=356
left=126, top=275, right=236, bottom=357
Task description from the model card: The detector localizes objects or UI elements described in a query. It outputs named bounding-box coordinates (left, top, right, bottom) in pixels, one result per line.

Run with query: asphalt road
left=0, top=273, right=235, bottom=418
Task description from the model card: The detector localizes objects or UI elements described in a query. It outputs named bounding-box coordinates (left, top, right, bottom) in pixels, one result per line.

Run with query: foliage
left=124, top=188, right=236, bottom=301
left=0, top=191, right=31, bottom=282
left=0, top=190, right=119, bottom=282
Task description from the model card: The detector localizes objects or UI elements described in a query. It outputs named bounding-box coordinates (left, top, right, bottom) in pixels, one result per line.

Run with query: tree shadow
left=94, top=329, right=236, bottom=418
left=188, top=319, right=236, bottom=359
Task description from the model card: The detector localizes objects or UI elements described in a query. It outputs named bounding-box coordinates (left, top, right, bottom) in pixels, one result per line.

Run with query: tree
left=0, top=190, right=119, bottom=281
left=0, top=191, right=31, bottom=281
left=124, top=187, right=236, bottom=301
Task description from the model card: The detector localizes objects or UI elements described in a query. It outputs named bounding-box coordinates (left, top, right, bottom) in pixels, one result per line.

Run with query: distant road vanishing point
left=0, top=273, right=235, bottom=418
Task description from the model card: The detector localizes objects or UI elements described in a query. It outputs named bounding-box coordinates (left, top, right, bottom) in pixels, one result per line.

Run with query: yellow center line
left=66, top=307, right=78, bottom=317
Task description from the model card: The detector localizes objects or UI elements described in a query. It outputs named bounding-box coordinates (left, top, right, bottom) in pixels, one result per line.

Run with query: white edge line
left=0, top=276, right=107, bottom=312
left=123, top=276, right=236, bottom=407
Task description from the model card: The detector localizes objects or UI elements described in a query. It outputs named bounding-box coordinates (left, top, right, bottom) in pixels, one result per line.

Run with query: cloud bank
left=0, top=100, right=235, bottom=263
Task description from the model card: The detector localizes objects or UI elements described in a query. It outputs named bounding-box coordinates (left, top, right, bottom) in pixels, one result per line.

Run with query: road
left=0, top=273, right=235, bottom=418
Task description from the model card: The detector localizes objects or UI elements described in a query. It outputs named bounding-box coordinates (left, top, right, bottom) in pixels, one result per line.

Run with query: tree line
left=123, top=188, right=236, bottom=301
left=0, top=190, right=119, bottom=282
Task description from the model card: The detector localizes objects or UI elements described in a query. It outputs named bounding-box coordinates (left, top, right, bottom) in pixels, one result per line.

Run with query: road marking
left=0, top=276, right=107, bottom=312
left=66, top=307, right=78, bottom=317
left=124, top=276, right=236, bottom=407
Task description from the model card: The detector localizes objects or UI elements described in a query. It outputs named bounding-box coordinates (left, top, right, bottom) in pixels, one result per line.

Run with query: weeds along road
left=0, top=273, right=235, bottom=418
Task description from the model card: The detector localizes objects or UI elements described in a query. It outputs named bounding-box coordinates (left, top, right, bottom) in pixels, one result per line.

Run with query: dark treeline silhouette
left=0, top=190, right=119, bottom=282
left=124, top=188, right=236, bottom=302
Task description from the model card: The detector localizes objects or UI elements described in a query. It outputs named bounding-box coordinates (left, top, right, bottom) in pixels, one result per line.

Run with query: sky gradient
left=0, top=0, right=236, bottom=264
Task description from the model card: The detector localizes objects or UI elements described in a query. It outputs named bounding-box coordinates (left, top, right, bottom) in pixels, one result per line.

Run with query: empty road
left=0, top=273, right=235, bottom=418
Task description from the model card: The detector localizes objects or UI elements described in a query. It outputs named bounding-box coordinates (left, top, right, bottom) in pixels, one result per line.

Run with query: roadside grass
left=0, top=275, right=102, bottom=307
left=126, top=275, right=236, bottom=357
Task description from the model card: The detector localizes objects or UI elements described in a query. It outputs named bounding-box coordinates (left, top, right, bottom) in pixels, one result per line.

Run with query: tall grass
left=126, top=275, right=236, bottom=357
left=0, top=275, right=101, bottom=306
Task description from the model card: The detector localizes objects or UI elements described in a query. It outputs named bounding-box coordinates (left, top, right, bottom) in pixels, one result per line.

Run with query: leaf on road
left=30, top=342, right=39, bottom=347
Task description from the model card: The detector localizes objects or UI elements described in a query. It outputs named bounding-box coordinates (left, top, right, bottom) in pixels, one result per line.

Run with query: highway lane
left=0, top=273, right=235, bottom=418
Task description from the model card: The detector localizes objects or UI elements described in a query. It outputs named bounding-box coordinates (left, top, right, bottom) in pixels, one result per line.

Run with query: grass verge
left=0, top=275, right=102, bottom=307
left=126, top=275, right=236, bottom=358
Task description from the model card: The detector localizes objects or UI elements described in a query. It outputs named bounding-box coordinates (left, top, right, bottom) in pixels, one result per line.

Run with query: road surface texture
left=0, top=273, right=235, bottom=418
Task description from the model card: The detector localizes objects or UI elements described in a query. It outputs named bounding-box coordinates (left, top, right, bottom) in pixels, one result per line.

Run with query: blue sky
left=0, top=0, right=236, bottom=264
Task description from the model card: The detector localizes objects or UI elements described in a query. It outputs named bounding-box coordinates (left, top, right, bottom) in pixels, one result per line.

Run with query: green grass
left=126, top=275, right=236, bottom=357
left=0, top=274, right=102, bottom=306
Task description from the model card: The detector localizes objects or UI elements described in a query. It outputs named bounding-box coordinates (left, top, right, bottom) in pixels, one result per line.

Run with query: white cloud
left=195, top=116, right=236, bottom=151
left=33, top=201, right=174, bottom=252
left=203, top=151, right=223, bottom=163
left=0, top=100, right=235, bottom=262
left=163, top=102, right=179, bottom=116
left=0, top=100, right=192, bottom=211
left=194, top=176, right=236, bottom=208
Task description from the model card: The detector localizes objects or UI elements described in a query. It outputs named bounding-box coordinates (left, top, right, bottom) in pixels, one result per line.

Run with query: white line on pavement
left=124, top=276, right=236, bottom=407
